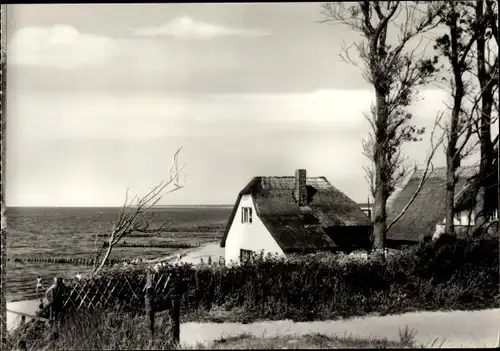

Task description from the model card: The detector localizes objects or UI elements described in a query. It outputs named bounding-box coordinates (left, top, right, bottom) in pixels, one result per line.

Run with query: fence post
left=47, top=277, right=62, bottom=342
left=145, top=268, right=155, bottom=338
left=169, top=295, right=180, bottom=346
left=51, top=320, right=58, bottom=342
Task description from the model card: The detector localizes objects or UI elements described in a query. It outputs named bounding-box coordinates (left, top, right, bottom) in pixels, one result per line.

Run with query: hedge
left=76, top=234, right=500, bottom=322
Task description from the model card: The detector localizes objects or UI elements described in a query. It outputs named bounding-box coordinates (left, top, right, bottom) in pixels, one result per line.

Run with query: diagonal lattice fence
left=23, top=268, right=184, bottom=347
left=42, top=258, right=223, bottom=321
left=59, top=273, right=149, bottom=313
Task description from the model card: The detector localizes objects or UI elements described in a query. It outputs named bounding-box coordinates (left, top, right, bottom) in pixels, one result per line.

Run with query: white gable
left=224, top=194, right=284, bottom=265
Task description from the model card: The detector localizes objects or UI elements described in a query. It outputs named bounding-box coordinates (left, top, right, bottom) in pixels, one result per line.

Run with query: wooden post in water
left=144, top=268, right=155, bottom=338
left=169, top=295, right=180, bottom=346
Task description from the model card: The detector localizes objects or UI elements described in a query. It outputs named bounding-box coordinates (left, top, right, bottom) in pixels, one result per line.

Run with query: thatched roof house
left=220, top=169, right=372, bottom=264
left=386, top=160, right=498, bottom=245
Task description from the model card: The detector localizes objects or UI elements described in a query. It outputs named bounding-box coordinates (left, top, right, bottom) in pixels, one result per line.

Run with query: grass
left=188, top=333, right=419, bottom=349
left=7, top=309, right=176, bottom=351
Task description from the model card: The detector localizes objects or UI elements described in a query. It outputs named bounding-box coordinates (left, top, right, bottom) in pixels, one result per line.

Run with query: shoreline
left=6, top=298, right=48, bottom=333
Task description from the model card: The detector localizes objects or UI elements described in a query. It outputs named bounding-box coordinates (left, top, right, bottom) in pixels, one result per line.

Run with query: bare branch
left=387, top=112, right=446, bottom=231
left=92, top=147, right=186, bottom=276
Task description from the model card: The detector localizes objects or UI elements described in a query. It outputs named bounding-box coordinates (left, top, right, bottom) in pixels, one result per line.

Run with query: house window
left=240, top=249, right=253, bottom=262
left=241, top=207, right=252, bottom=224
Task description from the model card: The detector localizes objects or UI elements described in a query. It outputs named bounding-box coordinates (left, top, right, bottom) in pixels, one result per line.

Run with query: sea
left=5, top=206, right=232, bottom=302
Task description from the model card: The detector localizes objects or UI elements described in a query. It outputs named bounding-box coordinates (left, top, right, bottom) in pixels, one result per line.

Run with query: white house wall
left=432, top=210, right=477, bottom=240
left=455, top=210, right=476, bottom=226
left=225, top=194, right=284, bottom=265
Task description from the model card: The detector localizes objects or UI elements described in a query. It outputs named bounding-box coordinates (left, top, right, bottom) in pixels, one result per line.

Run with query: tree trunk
left=372, top=165, right=387, bottom=250
left=93, top=243, right=113, bottom=275
left=474, top=0, right=494, bottom=235
left=372, top=91, right=388, bottom=251
left=445, top=157, right=456, bottom=235
left=444, top=3, right=464, bottom=237
left=474, top=100, right=493, bottom=234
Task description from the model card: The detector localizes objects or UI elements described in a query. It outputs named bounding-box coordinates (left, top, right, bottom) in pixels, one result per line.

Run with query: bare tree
left=321, top=1, right=445, bottom=250
left=92, top=147, right=186, bottom=276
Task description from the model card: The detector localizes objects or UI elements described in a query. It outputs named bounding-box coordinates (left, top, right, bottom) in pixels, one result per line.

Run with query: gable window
left=240, top=249, right=253, bottom=262
left=241, top=207, right=252, bottom=224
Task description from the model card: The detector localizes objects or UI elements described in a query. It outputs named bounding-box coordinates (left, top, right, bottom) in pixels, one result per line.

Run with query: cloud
left=9, top=89, right=449, bottom=145
left=8, top=25, right=116, bottom=69
left=133, top=16, right=271, bottom=40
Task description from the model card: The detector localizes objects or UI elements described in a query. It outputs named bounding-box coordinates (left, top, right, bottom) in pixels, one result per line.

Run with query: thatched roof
left=220, top=176, right=371, bottom=252
left=386, top=166, right=478, bottom=242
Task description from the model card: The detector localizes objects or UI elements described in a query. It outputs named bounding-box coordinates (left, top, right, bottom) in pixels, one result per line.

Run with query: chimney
left=295, top=169, right=307, bottom=206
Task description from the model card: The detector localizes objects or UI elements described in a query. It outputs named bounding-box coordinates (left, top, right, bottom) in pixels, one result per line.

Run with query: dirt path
left=179, top=309, right=500, bottom=348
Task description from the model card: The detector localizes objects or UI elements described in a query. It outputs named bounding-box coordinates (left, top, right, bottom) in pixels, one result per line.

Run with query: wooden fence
left=56, top=257, right=222, bottom=312
left=52, top=255, right=224, bottom=312
left=13, top=254, right=227, bottom=349
left=19, top=270, right=182, bottom=349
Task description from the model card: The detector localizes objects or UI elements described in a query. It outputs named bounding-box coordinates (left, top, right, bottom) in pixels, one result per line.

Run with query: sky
left=4, top=3, right=484, bottom=207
